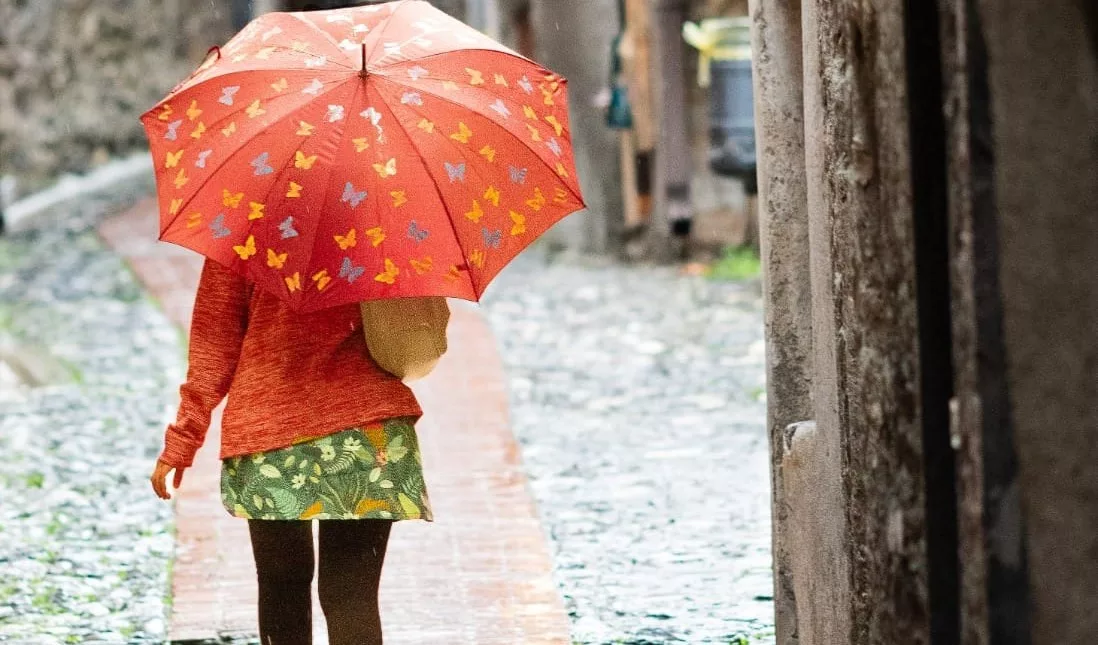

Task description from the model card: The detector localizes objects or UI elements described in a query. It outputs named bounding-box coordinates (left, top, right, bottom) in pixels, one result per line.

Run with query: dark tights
left=248, top=519, right=393, bottom=645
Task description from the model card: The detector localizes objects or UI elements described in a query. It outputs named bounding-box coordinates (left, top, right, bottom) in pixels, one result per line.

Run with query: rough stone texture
left=0, top=0, right=234, bottom=195
left=747, top=1, right=811, bottom=643
left=978, top=1, right=1098, bottom=643
left=482, top=250, right=774, bottom=644
left=0, top=184, right=182, bottom=643
left=529, top=0, right=624, bottom=255
left=801, top=1, right=928, bottom=643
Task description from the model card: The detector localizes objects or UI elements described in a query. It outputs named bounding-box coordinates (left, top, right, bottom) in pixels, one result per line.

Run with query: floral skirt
left=220, top=418, right=432, bottom=521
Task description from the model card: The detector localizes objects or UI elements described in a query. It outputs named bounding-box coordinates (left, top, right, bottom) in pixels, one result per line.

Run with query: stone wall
left=0, top=0, right=234, bottom=196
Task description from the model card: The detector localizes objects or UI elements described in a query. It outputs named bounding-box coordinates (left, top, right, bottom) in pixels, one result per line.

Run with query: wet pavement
left=0, top=188, right=181, bottom=644
left=0, top=185, right=775, bottom=644
left=482, top=251, right=775, bottom=644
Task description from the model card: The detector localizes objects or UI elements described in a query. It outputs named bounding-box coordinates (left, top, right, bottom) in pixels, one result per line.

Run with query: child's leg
left=317, top=520, right=394, bottom=645
left=248, top=519, right=315, bottom=645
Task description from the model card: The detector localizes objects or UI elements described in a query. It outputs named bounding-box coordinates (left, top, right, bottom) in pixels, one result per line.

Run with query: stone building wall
left=0, top=0, right=235, bottom=196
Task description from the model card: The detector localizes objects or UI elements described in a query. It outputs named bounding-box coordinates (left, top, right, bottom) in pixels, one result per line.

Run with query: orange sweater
left=159, top=260, right=422, bottom=469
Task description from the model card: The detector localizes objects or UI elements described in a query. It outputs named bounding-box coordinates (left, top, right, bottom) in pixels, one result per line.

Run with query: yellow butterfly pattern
left=335, top=229, right=357, bottom=250
left=375, top=259, right=399, bottom=285
left=234, top=235, right=257, bottom=260
left=248, top=202, right=265, bottom=220
left=373, top=157, right=397, bottom=178
left=267, top=248, right=288, bottom=269
left=186, top=100, right=203, bottom=121
left=449, top=122, right=472, bottom=144
left=366, top=227, right=386, bottom=247
left=312, top=270, right=332, bottom=291
left=484, top=186, right=501, bottom=207
left=510, top=210, right=526, bottom=236
left=295, top=150, right=319, bottom=170
left=285, top=272, right=302, bottom=293
left=465, top=200, right=484, bottom=223
left=223, top=190, right=245, bottom=208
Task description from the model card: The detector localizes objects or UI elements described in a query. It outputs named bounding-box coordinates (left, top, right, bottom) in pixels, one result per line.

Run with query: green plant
left=25, top=471, right=45, bottom=489
left=708, top=245, right=762, bottom=281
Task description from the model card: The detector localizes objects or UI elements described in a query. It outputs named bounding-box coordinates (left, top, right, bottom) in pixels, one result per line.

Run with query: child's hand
left=150, top=460, right=185, bottom=500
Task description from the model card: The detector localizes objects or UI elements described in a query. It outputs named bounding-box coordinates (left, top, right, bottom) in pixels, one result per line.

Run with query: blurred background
left=2, top=1, right=1094, bottom=645
left=0, top=0, right=764, bottom=268
left=0, top=1, right=775, bottom=644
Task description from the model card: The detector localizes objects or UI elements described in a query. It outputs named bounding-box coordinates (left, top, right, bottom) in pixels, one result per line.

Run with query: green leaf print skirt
left=220, top=418, right=432, bottom=521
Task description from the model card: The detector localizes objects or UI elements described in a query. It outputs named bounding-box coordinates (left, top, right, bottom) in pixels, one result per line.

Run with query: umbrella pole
left=360, top=43, right=369, bottom=79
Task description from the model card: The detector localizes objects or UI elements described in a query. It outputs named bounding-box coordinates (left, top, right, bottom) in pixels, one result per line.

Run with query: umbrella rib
left=378, top=76, right=584, bottom=207
left=288, top=78, right=364, bottom=309
left=286, top=12, right=357, bottom=70
left=372, top=46, right=536, bottom=73
left=364, top=0, right=417, bottom=68
left=158, top=79, right=352, bottom=235
left=369, top=76, right=481, bottom=300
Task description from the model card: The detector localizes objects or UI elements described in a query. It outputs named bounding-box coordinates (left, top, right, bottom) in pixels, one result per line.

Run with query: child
left=150, top=258, right=446, bottom=645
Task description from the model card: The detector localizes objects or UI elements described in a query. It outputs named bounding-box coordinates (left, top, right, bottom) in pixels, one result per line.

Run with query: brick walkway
left=99, top=199, right=570, bottom=645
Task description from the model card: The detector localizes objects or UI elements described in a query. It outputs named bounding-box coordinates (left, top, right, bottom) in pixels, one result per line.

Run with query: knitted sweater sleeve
left=159, top=260, right=250, bottom=468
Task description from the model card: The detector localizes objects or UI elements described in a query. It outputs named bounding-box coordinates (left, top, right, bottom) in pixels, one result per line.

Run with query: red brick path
left=99, top=199, right=570, bottom=644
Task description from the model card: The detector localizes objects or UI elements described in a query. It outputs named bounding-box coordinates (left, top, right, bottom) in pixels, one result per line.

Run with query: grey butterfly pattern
left=165, top=120, right=184, bottom=141
left=251, top=152, right=274, bottom=176
left=279, top=216, right=299, bottom=239
left=327, top=104, right=346, bottom=122
left=195, top=150, right=213, bottom=168
left=407, top=66, right=428, bottom=80
left=518, top=76, right=534, bottom=94
left=219, top=85, right=241, bottom=106
left=342, top=182, right=367, bottom=208
left=302, top=78, right=324, bottom=95
left=445, top=162, right=466, bottom=183
left=482, top=227, right=502, bottom=249
left=508, top=166, right=528, bottom=185
left=407, top=220, right=429, bottom=243
left=547, top=138, right=563, bottom=157
left=210, top=213, right=231, bottom=239
left=401, top=92, right=423, bottom=106
left=339, top=257, right=366, bottom=283
left=489, top=99, right=511, bottom=118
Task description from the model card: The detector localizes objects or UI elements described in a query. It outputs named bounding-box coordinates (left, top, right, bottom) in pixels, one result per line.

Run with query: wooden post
left=748, top=0, right=810, bottom=641
left=647, top=0, right=694, bottom=261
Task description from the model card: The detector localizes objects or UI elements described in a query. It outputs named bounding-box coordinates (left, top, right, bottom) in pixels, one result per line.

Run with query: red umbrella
left=142, top=0, right=584, bottom=312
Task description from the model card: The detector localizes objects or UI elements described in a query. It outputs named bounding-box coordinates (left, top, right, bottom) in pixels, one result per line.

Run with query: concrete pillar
left=977, top=0, right=1098, bottom=642
left=748, top=0, right=811, bottom=642
left=530, top=0, right=623, bottom=255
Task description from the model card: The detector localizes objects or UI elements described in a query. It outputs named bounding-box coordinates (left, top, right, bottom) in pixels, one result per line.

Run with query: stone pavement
left=99, top=199, right=571, bottom=644
left=0, top=186, right=181, bottom=644
left=480, top=252, right=775, bottom=644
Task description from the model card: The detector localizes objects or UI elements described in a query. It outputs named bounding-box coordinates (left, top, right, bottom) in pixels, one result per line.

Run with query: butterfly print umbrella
left=141, top=0, right=584, bottom=312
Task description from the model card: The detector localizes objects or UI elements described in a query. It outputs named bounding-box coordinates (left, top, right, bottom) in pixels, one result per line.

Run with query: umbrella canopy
left=141, top=0, right=584, bottom=312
